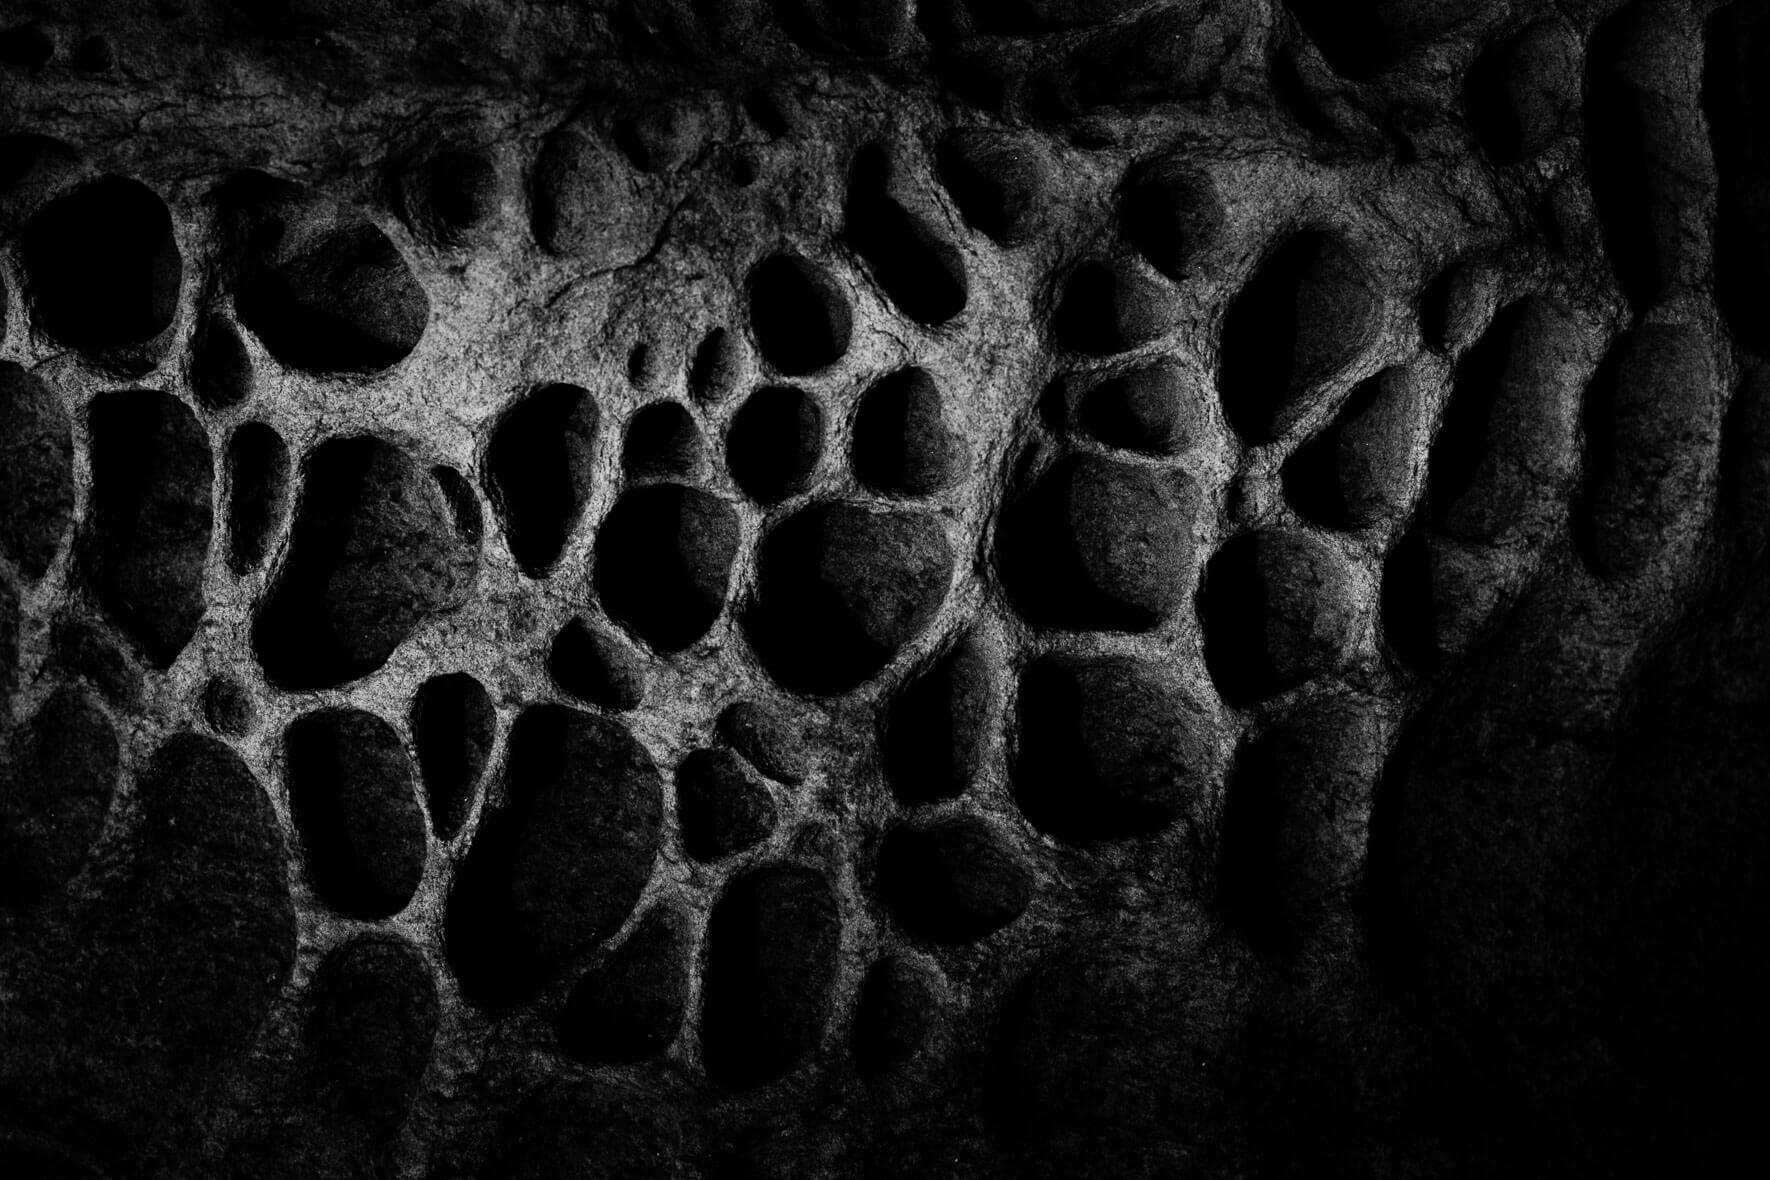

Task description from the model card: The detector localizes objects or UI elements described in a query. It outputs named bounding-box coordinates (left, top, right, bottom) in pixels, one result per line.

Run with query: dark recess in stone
left=285, top=708, right=427, bottom=920
left=937, top=129, right=1046, bottom=246
left=852, top=367, right=963, bottom=496
left=1380, top=524, right=1437, bottom=668
left=189, top=315, right=254, bottom=411
left=844, top=144, right=968, bottom=326
left=1423, top=297, right=1547, bottom=541
left=747, top=502, right=954, bottom=694
left=878, top=814, right=1033, bottom=943
left=235, top=221, right=429, bottom=374
left=1464, top=20, right=1578, bottom=165
left=560, top=906, right=688, bottom=1063
left=51, top=618, right=141, bottom=710
left=1573, top=325, right=1713, bottom=580
left=1270, top=47, right=1342, bottom=141
left=490, top=1080, right=681, bottom=1180
left=445, top=704, right=662, bottom=1005
left=881, top=628, right=995, bottom=804
left=1218, top=228, right=1375, bottom=444
left=1053, top=258, right=1173, bottom=356
left=688, top=326, right=740, bottom=404
left=398, top=148, right=498, bottom=245
left=0, top=22, right=53, bottom=68
left=965, top=0, right=1144, bottom=36
left=1418, top=265, right=1459, bottom=352
left=773, top=0, right=917, bottom=59
left=627, top=342, right=653, bottom=387
left=83, top=390, right=213, bottom=667
left=305, top=935, right=438, bottom=1132
left=727, top=385, right=824, bottom=503
left=0, top=686, right=117, bottom=904
left=701, top=862, right=840, bottom=1087
left=748, top=251, right=853, bottom=375
left=226, top=420, right=289, bottom=575
left=718, top=698, right=810, bottom=785
left=1013, top=654, right=1215, bottom=840
left=744, top=86, right=791, bottom=140
left=71, top=35, right=112, bottom=72
left=997, top=453, right=1194, bottom=633
left=594, top=482, right=739, bottom=652
left=0, top=361, right=74, bottom=579
left=1119, top=157, right=1224, bottom=281
left=1705, top=1, right=1770, bottom=353
left=1282, top=366, right=1416, bottom=531
left=1286, top=0, right=1468, bottom=81
left=1032, top=6, right=1241, bottom=115
left=853, top=954, right=939, bottom=1078
left=1199, top=529, right=1356, bottom=704
left=1077, top=358, right=1191, bottom=455
left=65, top=733, right=295, bottom=1144
left=430, top=464, right=484, bottom=545
left=611, top=97, right=708, bottom=173
left=549, top=615, right=647, bottom=710
left=483, top=383, right=598, bottom=575
left=1217, top=698, right=1375, bottom=958
left=624, top=400, right=703, bottom=481
left=1586, top=3, right=1667, bottom=315
left=0, top=131, right=76, bottom=211
left=0, top=576, right=17, bottom=712
left=411, top=672, right=494, bottom=841
left=202, top=673, right=256, bottom=737
left=254, top=435, right=477, bottom=689
left=21, top=175, right=181, bottom=355
left=676, top=746, right=778, bottom=861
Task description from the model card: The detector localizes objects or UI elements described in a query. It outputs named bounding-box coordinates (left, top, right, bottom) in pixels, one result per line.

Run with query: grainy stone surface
left=1, top=1, right=1764, bottom=1175
left=0, top=362, right=73, bottom=579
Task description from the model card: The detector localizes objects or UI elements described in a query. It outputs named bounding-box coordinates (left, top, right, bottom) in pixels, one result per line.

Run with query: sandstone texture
left=0, top=1, right=1763, bottom=1176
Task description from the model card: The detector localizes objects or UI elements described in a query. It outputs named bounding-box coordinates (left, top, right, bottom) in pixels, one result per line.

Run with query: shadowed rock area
left=0, top=1, right=1763, bottom=1174
left=253, top=436, right=478, bottom=688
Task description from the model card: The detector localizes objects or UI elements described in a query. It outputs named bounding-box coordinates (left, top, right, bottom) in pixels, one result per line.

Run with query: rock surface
left=253, top=436, right=478, bottom=688
left=0, top=3, right=1762, bottom=1175
left=445, top=704, right=663, bottom=1004
left=0, top=363, right=73, bottom=579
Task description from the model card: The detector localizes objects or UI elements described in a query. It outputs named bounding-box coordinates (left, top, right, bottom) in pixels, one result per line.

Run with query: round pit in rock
left=998, top=453, right=1197, bottom=633
left=1014, top=654, right=1221, bottom=841
left=22, top=175, right=181, bottom=357
left=746, top=502, right=954, bottom=694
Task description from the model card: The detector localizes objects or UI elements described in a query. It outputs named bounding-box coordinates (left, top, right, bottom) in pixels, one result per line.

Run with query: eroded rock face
left=0, top=686, right=117, bottom=904
left=230, top=190, right=429, bottom=375
left=285, top=707, right=427, bottom=920
left=700, top=862, right=841, bottom=1087
left=484, top=383, right=599, bottom=576
left=254, top=436, right=478, bottom=688
left=445, top=704, right=663, bottom=1004
left=559, top=905, right=688, bottom=1064
left=82, top=390, right=214, bottom=667
left=999, top=454, right=1197, bottom=633
left=0, top=734, right=296, bottom=1157
left=595, top=482, right=740, bottom=652
left=22, top=175, right=181, bottom=359
left=411, top=671, right=496, bottom=839
left=747, top=502, right=954, bottom=693
left=0, top=363, right=73, bottom=580
left=1014, top=654, right=1222, bottom=840
left=2, top=4, right=1762, bottom=1175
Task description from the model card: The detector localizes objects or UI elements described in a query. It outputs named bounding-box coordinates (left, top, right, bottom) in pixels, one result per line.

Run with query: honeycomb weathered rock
left=1, top=2, right=1764, bottom=1175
